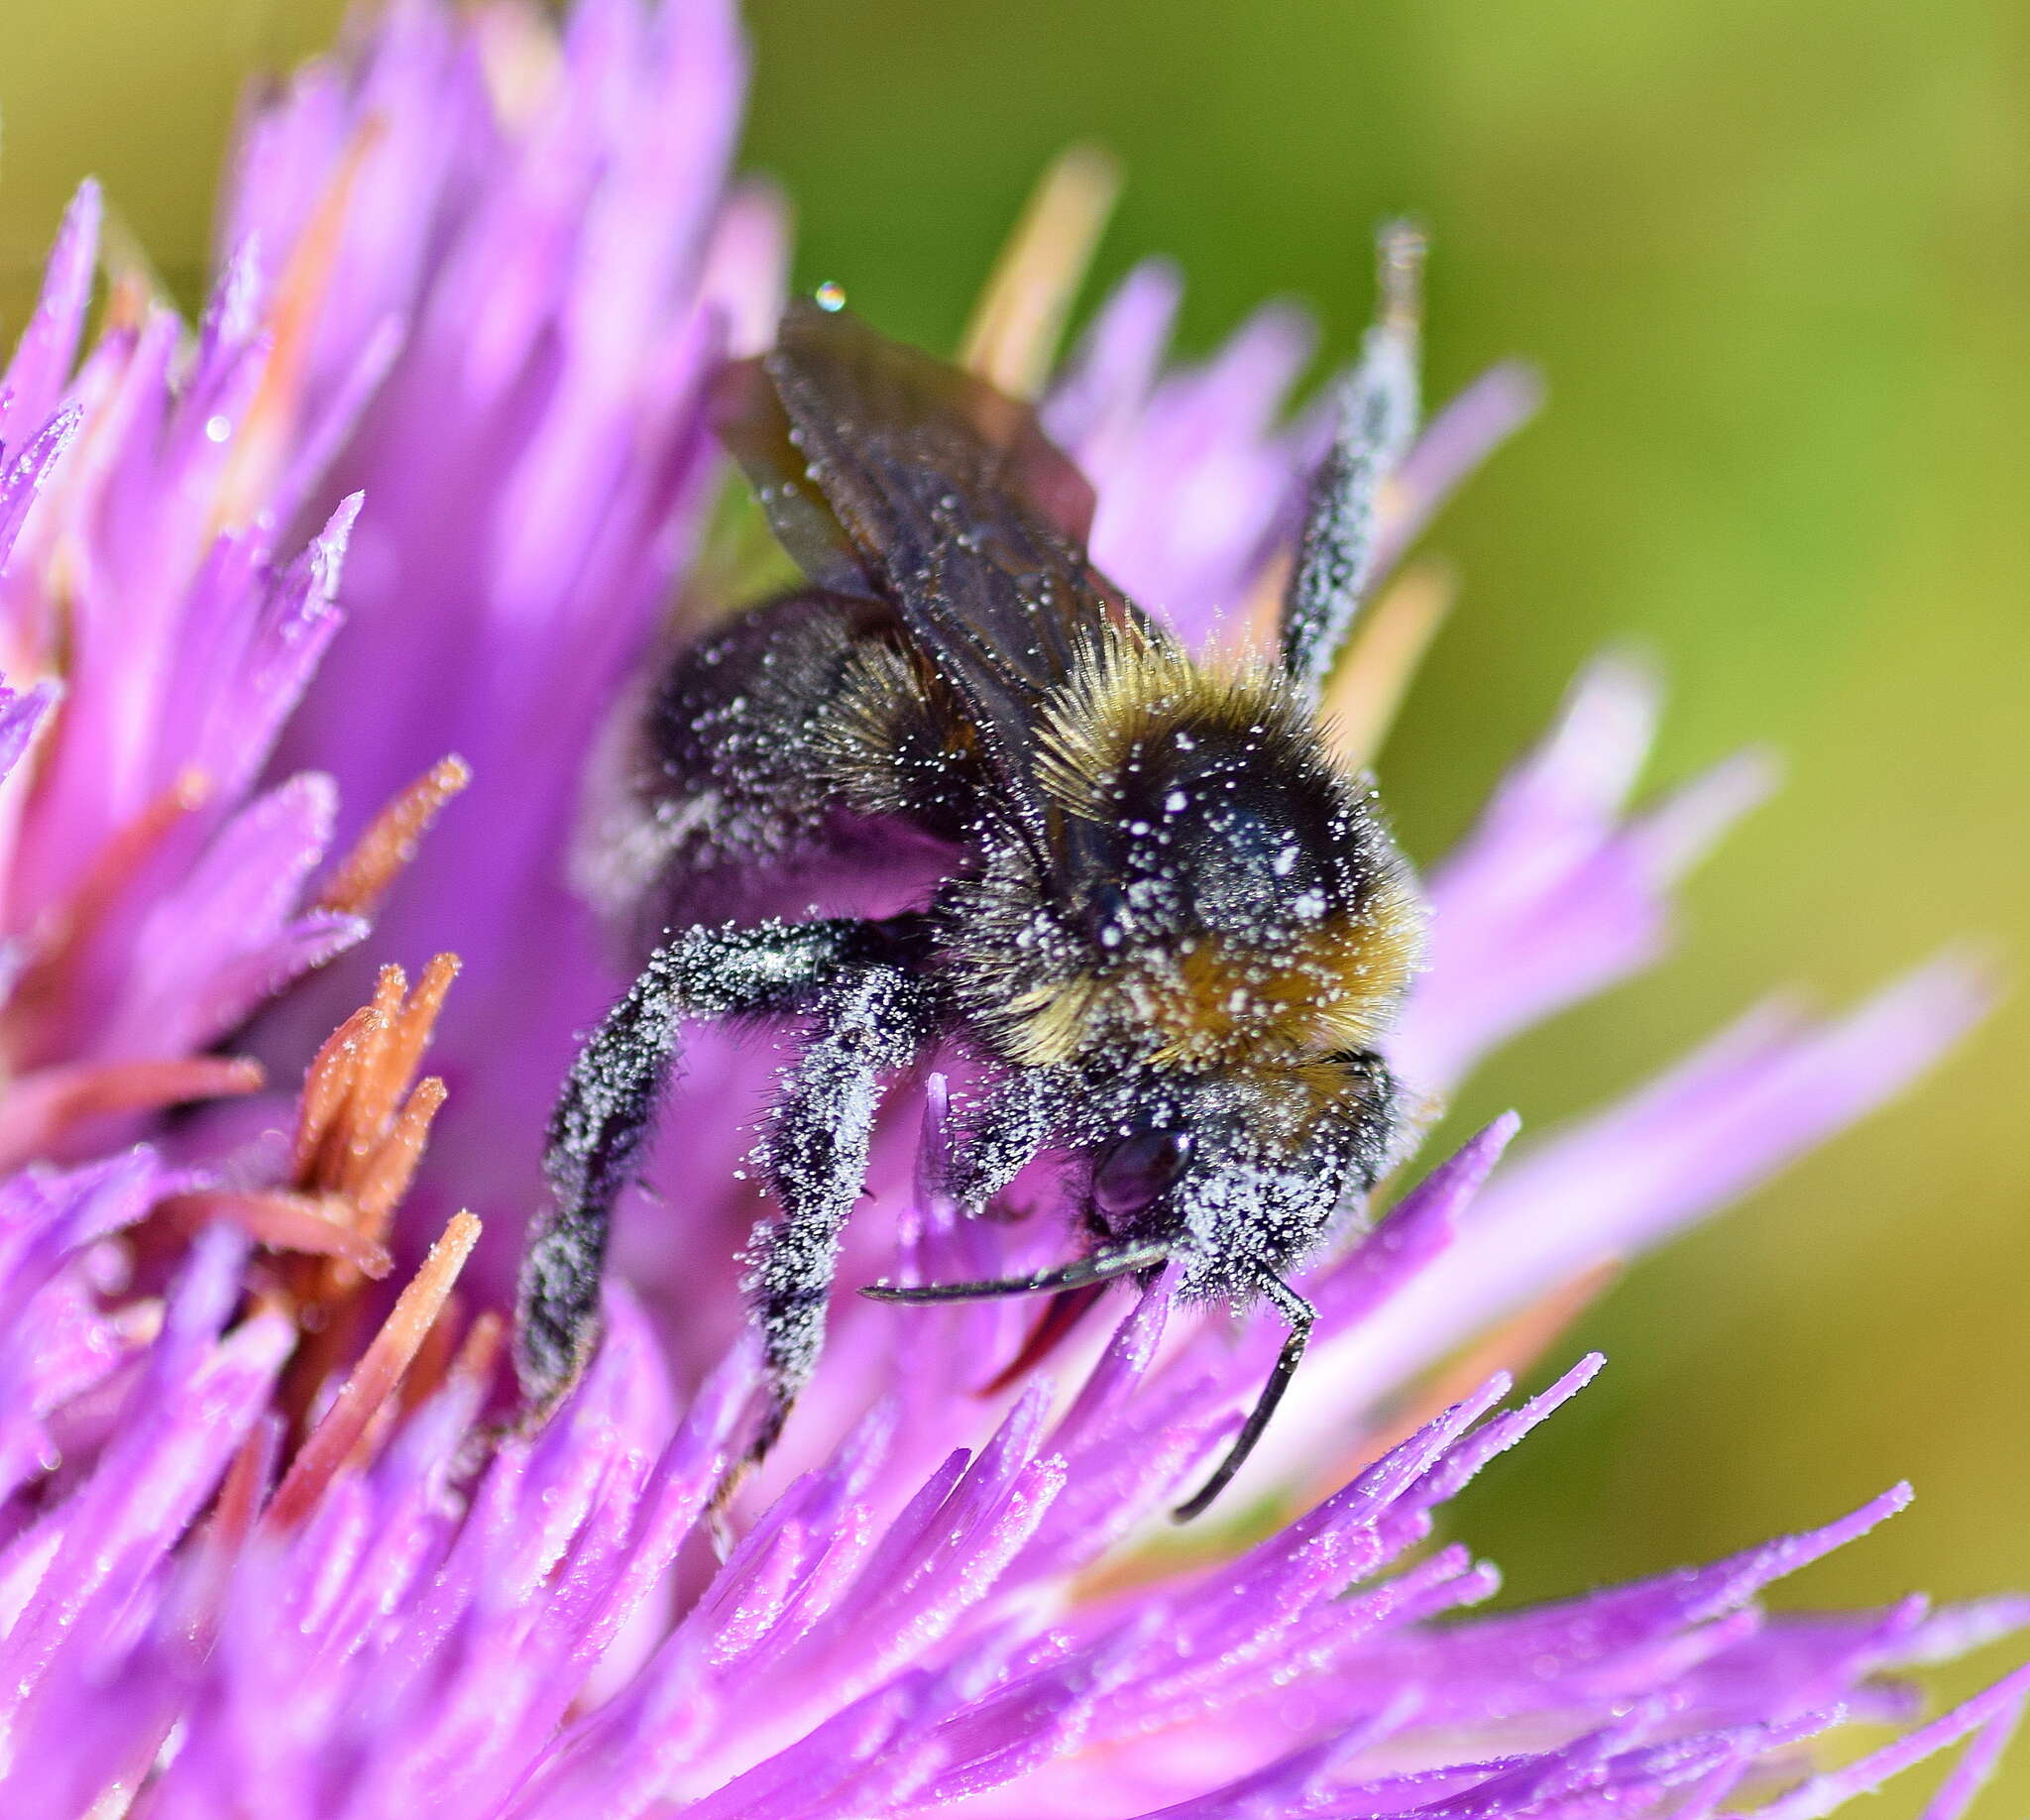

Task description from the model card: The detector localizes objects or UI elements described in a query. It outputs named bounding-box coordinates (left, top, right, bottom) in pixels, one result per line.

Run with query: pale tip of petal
left=1535, top=645, right=1665, bottom=812
left=1637, top=744, right=1782, bottom=882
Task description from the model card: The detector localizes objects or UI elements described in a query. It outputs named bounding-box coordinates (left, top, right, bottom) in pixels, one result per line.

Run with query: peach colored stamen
left=315, top=754, right=472, bottom=919
left=276, top=955, right=458, bottom=1432
left=157, top=1189, right=394, bottom=1278
left=214, top=118, right=385, bottom=530
left=263, top=1211, right=482, bottom=1533
left=3, top=770, right=211, bottom=1071
left=0, top=1056, right=263, bottom=1172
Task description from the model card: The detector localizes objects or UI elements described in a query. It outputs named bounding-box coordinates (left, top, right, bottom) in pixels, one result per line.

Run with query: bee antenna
left=1277, top=223, right=1426, bottom=694
left=1171, top=1272, right=1315, bottom=1523
left=861, top=1241, right=1169, bottom=1305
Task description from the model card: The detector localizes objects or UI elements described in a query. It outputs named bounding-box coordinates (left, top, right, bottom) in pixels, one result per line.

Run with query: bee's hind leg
left=514, top=917, right=909, bottom=1422
left=743, top=960, right=945, bottom=1466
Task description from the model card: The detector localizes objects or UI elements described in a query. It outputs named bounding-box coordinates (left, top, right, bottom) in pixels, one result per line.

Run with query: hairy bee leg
left=949, top=1066, right=1070, bottom=1212
left=744, top=962, right=944, bottom=1465
left=1172, top=1272, right=1316, bottom=1523
left=1279, top=223, right=1423, bottom=696
left=514, top=918, right=902, bottom=1420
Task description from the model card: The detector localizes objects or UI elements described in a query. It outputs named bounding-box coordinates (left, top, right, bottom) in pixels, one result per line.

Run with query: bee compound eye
left=1091, top=1127, right=1194, bottom=1220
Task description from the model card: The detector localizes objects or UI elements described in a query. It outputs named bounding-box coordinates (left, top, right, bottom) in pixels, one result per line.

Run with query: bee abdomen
left=622, top=590, right=960, bottom=931
left=817, top=640, right=983, bottom=843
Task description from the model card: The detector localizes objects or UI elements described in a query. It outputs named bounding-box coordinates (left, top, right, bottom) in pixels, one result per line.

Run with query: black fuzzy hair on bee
left=516, top=228, right=1428, bottom=1520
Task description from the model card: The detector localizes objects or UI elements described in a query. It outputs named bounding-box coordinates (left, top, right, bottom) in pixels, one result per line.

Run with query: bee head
left=1078, top=1050, right=1402, bottom=1299
left=965, top=621, right=1423, bottom=1082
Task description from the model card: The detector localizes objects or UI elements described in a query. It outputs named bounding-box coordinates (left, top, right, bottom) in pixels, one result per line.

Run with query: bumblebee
left=516, top=234, right=1427, bottom=1519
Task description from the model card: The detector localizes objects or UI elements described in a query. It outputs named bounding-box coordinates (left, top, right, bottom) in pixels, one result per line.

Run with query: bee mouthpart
left=861, top=1241, right=1170, bottom=1304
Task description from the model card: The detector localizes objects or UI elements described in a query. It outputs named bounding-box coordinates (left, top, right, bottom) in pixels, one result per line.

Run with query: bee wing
left=717, top=300, right=1146, bottom=853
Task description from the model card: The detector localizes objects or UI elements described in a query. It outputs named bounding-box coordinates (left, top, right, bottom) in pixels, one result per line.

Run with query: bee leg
left=743, top=962, right=944, bottom=1465
left=860, top=1240, right=1169, bottom=1304
left=1279, top=222, right=1423, bottom=695
left=514, top=917, right=896, bottom=1422
left=949, top=1067, right=1070, bottom=1213
left=1171, top=1272, right=1315, bottom=1523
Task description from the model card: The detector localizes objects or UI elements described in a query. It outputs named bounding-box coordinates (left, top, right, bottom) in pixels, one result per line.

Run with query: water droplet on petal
left=814, top=281, right=846, bottom=312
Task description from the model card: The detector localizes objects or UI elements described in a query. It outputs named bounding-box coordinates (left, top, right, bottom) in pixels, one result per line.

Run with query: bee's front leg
left=1278, top=223, right=1423, bottom=696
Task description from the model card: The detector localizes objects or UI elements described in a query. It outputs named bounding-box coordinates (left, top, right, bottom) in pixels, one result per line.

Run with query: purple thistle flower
left=0, top=0, right=2020, bottom=1814
left=236, top=0, right=786, bottom=1322
left=0, top=182, right=368, bottom=1181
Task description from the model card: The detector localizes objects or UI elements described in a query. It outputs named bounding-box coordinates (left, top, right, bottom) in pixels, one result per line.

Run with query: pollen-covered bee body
left=518, top=275, right=1429, bottom=1518
left=934, top=618, right=1419, bottom=1307
left=619, top=585, right=965, bottom=933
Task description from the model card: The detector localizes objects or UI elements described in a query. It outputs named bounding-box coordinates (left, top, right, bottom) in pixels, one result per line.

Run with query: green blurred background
left=3, top=0, right=2027, bottom=1800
